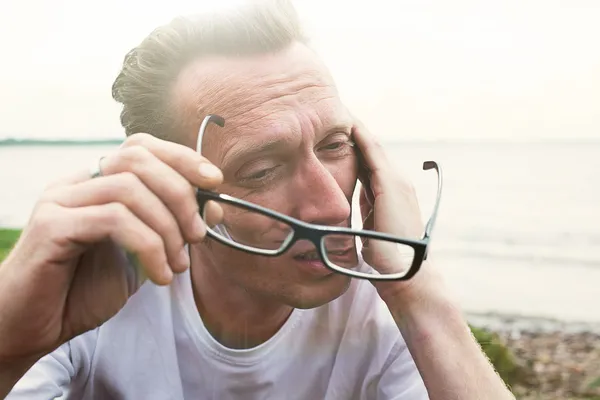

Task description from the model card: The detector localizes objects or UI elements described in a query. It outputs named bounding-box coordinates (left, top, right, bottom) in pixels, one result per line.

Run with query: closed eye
left=247, top=169, right=272, bottom=180
left=322, top=142, right=345, bottom=150
left=239, top=165, right=280, bottom=183
left=319, top=139, right=355, bottom=152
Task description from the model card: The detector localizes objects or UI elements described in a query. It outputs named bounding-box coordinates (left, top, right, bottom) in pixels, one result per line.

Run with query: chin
left=212, top=249, right=354, bottom=309
left=282, top=274, right=353, bottom=309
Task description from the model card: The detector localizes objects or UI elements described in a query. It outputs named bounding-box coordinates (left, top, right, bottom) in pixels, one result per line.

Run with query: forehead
left=172, top=43, right=350, bottom=161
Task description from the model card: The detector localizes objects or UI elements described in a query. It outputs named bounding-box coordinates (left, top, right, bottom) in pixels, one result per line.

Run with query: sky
left=0, top=0, right=598, bottom=141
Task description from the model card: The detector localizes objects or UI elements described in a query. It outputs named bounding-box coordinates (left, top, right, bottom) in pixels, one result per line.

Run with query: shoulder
left=93, top=276, right=178, bottom=356
left=66, top=277, right=176, bottom=365
left=71, top=277, right=177, bottom=370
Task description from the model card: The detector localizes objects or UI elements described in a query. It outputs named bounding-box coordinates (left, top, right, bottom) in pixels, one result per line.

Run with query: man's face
left=174, top=43, right=358, bottom=308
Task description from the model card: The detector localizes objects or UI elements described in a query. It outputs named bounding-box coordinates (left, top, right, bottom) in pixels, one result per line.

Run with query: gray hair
left=111, top=0, right=308, bottom=140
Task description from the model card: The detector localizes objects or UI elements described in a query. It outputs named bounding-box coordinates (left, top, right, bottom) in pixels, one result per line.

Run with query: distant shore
left=3, top=137, right=600, bottom=147
left=0, top=138, right=123, bottom=146
left=466, top=311, right=600, bottom=335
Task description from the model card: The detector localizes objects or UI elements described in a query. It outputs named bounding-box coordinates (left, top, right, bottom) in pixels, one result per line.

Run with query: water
left=1, top=142, right=599, bottom=323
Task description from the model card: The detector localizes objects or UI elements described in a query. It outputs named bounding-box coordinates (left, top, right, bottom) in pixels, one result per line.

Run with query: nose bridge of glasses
left=292, top=224, right=323, bottom=243
left=291, top=225, right=358, bottom=252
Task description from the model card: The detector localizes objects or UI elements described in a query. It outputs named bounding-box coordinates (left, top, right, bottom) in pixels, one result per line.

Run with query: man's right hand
left=0, top=133, right=223, bottom=374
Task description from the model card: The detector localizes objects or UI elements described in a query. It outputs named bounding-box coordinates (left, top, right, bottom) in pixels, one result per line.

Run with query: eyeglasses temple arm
left=421, top=161, right=443, bottom=258
left=195, top=114, right=226, bottom=211
left=196, top=114, right=225, bottom=154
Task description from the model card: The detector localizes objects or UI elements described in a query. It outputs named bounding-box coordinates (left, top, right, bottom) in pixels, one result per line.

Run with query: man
left=0, top=1, right=514, bottom=399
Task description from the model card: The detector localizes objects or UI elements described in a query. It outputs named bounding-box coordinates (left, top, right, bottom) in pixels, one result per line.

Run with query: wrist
left=375, top=261, right=451, bottom=310
left=377, top=262, right=515, bottom=399
left=376, top=264, right=468, bottom=336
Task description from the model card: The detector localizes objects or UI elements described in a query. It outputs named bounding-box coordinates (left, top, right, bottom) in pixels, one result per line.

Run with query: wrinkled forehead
left=172, top=43, right=350, bottom=164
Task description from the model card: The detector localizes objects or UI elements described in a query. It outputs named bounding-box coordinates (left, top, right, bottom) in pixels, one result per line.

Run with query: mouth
left=292, top=247, right=355, bottom=263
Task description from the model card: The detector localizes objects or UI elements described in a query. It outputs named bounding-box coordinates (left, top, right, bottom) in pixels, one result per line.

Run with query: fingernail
left=193, top=214, right=206, bottom=241
left=178, top=247, right=190, bottom=270
left=198, top=163, right=223, bottom=180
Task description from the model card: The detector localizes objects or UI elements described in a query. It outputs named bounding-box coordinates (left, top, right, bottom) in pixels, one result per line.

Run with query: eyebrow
left=221, top=124, right=352, bottom=169
left=222, top=139, right=289, bottom=168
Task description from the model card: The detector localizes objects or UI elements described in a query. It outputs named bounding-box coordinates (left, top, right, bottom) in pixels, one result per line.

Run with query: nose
left=289, top=158, right=352, bottom=227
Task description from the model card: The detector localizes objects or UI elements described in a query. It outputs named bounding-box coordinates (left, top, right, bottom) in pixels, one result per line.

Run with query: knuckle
left=103, top=202, right=129, bottom=225
left=171, top=181, right=194, bottom=201
left=139, top=233, right=163, bottom=255
left=44, top=177, right=67, bottom=191
left=115, top=171, right=142, bottom=191
left=38, top=186, right=61, bottom=204
left=103, top=172, right=143, bottom=202
left=164, top=231, right=184, bottom=252
left=117, top=145, right=152, bottom=168
left=151, top=210, right=181, bottom=242
left=29, top=203, right=66, bottom=238
left=165, top=177, right=195, bottom=206
left=121, top=132, right=154, bottom=148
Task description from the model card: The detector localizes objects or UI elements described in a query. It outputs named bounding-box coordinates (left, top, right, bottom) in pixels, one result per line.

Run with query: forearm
left=0, top=256, right=39, bottom=398
left=383, top=279, right=514, bottom=400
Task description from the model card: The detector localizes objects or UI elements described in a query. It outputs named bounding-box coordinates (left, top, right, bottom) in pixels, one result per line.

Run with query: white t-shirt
left=7, top=266, right=428, bottom=400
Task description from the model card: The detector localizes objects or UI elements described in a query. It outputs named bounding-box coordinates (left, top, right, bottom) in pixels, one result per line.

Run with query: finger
left=357, top=158, right=375, bottom=207
left=100, top=145, right=208, bottom=243
left=359, top=186, right=374, bottom=230
left=51, top=172, right=190, bottom=273
left=44, top=169, right=101, bottom=188
left=359, top=186, right=372, bottom=216
left=351, top=118, right=391, bottom=175
left=48, top=131, right=224, bottom=189
left=120, top=133, right=223, bottom=188
left=203, top=200, right=223, bottom=228
left=352, top=119, right=412, bottom=200
left=66, top=203, right=172, bottom=285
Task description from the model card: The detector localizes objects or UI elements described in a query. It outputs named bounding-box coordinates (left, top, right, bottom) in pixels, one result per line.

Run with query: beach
left=470, top=314, right=600, bottom=399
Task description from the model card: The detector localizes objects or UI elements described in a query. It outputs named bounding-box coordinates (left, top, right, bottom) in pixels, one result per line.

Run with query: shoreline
left=466, top=311, right=600, bottom=335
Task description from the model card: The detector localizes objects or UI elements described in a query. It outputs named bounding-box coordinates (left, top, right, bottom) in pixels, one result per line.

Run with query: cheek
left=328, top=156, right=359, bottom=198
left=209, top=242, right=287, bottom=282
left=220, top=205, right=293, bottom=247
left=208, top=241, right=257, bottom=275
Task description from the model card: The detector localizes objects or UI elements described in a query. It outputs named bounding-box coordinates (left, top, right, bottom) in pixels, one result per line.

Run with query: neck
left=188, top=244, right=293, bottom=349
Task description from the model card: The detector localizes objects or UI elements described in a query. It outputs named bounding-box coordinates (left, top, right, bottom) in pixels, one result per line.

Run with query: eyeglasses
left=194, top=114, right=443, bottom=281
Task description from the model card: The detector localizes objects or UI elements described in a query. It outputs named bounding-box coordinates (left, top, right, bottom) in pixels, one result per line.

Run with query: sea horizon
left=2, top=136, right=600, bottom=146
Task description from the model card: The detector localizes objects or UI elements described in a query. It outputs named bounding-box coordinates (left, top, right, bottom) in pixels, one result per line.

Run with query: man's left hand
left=351, top=119, right=442, bottom=304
